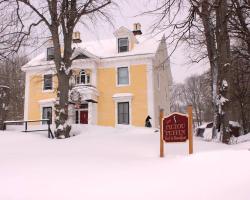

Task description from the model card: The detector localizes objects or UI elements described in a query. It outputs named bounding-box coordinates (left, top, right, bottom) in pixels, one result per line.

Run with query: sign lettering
left=162, top=113, right=188, bottom=142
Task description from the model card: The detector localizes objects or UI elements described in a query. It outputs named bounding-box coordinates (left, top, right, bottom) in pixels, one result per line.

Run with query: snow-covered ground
left=1, top=125, right=250, bottom=200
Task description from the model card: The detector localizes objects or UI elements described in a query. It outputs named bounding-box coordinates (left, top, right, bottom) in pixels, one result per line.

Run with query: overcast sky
left=80, top=0, right=210, bottom=83
left=28, top=0, right=210, bottom=83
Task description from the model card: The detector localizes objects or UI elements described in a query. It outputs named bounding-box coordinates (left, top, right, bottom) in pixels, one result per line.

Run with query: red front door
left=80, top=111, right=88, bottom=124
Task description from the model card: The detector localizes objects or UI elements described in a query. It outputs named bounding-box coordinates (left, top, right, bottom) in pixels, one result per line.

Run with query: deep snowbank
left=0, top=125, right=250, bottom=200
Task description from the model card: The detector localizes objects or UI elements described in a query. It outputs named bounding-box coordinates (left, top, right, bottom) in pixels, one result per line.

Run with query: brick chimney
left=72, top=31, right=82, bottom=43
left=132, top=23, right=142, bottom=36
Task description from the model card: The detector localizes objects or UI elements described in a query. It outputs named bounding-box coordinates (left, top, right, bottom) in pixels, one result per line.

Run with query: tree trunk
left=51, top=27, right=72, bottom=139
left=54, top=72, right=71, bottom=138
left=215, top=0, right=231, bottom=144
left=199, top=0, right=220, bottom=139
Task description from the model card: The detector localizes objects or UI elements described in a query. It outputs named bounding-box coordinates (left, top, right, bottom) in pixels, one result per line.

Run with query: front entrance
left=80, top=110, right=88, bottom=124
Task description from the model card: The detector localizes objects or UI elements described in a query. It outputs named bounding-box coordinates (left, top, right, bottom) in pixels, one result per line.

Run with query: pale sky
left=79, top=0, right=210, bottom=83
left=27, top=0, right=210, bottom=83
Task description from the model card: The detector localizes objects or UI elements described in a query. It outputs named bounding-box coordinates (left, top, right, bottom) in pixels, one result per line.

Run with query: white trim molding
left=24, top=72, right=30, bottom=120
left=116, top=65, right=130, bottom=87
left=112, top=93, right=133, bottom=126
left=39, top=98, right=56, bottom=124
left=146, top=62, right=155, bottom=127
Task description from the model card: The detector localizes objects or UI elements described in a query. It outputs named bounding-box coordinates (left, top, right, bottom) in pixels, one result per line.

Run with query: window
left=76, top=70, right=90, bottom=85
left=43, top=74, right=53, bottom=90
left=117, top=67, right=129, bottom=85
left=118, top=102, right=129, bottom=124
left=42, top=107, right=52, bottom=124
left=47, top=47, right=54, bottom=60
left=118, top=38, right=129, bottom=53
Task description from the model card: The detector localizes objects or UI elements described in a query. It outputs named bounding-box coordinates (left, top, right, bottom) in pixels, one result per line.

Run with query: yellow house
left=22, top=24, right=172, bottom=127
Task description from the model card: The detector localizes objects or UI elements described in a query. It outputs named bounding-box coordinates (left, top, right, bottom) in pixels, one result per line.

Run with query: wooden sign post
left=160, top=109, right=164, bottom=157
left=159, top=106, right=193, bottom=157
left=187, top=105, right=193, bottom=154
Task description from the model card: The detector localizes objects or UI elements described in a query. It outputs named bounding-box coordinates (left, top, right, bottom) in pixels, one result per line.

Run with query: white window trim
left=39, top=99, right=55, bottom=125
left=116, top=66, right=130, bottom=87
left=157, top=71, right=160, bottom=90
left=112, top=94, right=133, bottom=126
left=42, top=74, right=54, bottom=93
left=118, top=37, right=129, bottom=53
left=75, top=70, right=91, bottom=85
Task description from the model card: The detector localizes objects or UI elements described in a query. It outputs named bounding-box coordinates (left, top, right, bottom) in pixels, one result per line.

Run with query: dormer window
left=47, top=47, right=54, bottom=61
left=118, top=38, right=129, bottom=53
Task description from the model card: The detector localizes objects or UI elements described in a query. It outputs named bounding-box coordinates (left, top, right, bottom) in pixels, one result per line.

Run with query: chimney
left=133, top=23, right=142, bottom=36
left=72, top=31, right=82, bottom=43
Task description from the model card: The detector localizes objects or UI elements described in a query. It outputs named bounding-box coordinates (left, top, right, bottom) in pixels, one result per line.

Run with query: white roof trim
left=112, top=93, right=133, bottom=98
left=71, top=47, right=100, bottom=60
left=112, top=93, right=133, bottom=101
left=38, top=98, right=56, bottom=105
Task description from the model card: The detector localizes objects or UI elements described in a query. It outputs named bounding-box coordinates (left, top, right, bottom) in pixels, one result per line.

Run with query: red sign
left=162, top=113, right=188, bottom=142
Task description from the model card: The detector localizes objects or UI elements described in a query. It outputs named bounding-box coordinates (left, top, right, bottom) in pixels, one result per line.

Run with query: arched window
left=76, top=70, right=90, bottom=85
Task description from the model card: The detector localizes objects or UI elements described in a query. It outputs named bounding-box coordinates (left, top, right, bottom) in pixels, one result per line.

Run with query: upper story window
left=76, top=70, right=90, bottom=85
left=43, top=74, right=53, bottom=90
left=118, top=38, right=129, bottom=53
left=47, top=47, right=54, bottom=61
left=117, top=67, right=129, bottom=85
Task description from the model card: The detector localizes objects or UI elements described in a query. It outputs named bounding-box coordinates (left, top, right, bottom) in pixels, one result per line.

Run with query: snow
left=0, top=125, right=250, bottom=200
left=21, top=36, right=159, bottom=70
left=229, top=120, right=240, bottom=127
left=217, top=96, right=229, bottom=105
left=237, top=133, right=250, bottom=143
left=69, top=85, right=98, bottom=103
left=203, top=127, right=213, bottom=141
left=222, top=79, right=228, bottom=87
left=230, top=133, right=250, bottom=144
left=75, top=36, right=158, bottom=58
left=57, top=124, right=64, bottom=130
left=198, top=122, right=211, bottom=129
left=0, top=85, right=10, bottom=89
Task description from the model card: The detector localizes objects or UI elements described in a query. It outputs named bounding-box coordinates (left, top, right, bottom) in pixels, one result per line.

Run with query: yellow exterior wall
left=28, top=74, right=57, bottom=122
left=97, top=64, right=148, bottom=127
left=27, top=65, right=148, bottom=127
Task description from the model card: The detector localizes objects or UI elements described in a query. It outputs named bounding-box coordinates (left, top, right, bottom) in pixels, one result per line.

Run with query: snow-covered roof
left=22, top=36, right=160, bottom=69
left=69, top=85, right=99, bottom=103
left=76, top=36, right=158, bottom=58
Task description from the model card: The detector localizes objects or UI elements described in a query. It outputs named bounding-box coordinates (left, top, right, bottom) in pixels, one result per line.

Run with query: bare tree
left=0, top=0, right=113, bottom=138
left=230, top=50, right=250, bottom=134
left=144, top=0, right=243, bottom=143
left=170, top=83, right=186, bottom=113
left=0, top=56, right=27, bottom=120
left=170, top=73, right=213, bottom=126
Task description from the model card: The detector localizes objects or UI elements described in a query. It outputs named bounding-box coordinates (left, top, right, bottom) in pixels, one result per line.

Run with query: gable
left=71, top=47, right=99, bottom=61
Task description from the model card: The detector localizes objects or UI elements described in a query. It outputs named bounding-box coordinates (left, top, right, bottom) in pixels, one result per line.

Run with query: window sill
left=42, top=89, right=54, bottom=93
left=115, top=124, right=131, bottom=128
left=116, top=84, right=129, bottom=87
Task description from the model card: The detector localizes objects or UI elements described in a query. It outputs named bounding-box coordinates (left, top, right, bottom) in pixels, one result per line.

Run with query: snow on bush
left=229, top=120, right=240, bottom=127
